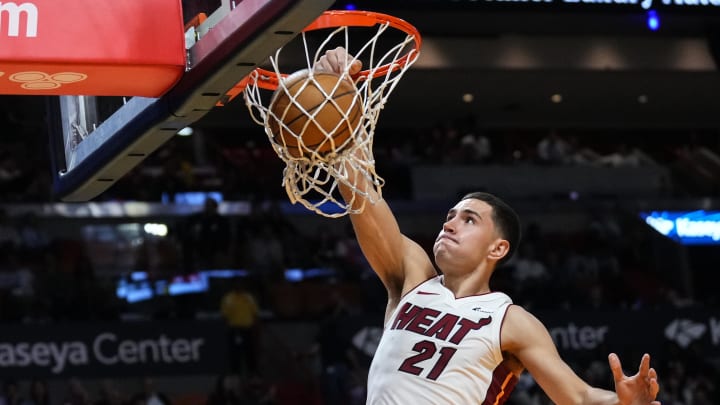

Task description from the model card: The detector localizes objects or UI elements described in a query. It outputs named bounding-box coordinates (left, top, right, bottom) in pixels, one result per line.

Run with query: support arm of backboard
left=52, top=0, right=334, bottom=202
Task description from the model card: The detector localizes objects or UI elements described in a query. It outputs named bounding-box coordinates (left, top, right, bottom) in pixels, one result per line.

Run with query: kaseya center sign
left=0, top=321, right=228, bottom=378
left=642, top=211, right=720, bottom=245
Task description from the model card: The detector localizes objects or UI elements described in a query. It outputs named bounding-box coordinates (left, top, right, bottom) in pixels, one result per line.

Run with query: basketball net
left=243, top=10, right=421, bottom=217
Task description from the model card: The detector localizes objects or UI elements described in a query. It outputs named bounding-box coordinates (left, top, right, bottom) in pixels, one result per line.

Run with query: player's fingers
left=316, top=50, right=338, bottom=73
left=648, top=367, right=657, bottom=380
left=330, top=47, right=359, bottom=74
left=638, top=353, right=651, bottom=376
left=329, top=47, right=348, bottom=73
left=319, top=47, right=361, bottom=76
left=314, top=57, right=331, bottom=72
left=349, top=59, right=362, bottom=75
left=650, top=377, right=659, bottom=397
left=330, top=53, right=341, bottom=73
left=608, top=353, right=624, bottom=382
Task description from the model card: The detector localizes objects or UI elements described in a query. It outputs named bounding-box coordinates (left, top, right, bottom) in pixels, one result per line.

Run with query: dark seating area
left=0, top=113, right=719, bottom=403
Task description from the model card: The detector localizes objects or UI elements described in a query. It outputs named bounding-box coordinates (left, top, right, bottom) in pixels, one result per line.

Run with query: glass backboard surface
left=49, top=0, right=334, bottom=201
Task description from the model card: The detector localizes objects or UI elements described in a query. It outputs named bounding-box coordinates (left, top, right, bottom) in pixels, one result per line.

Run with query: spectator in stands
left=0, top=155, right=23, bottom=194
left=181, top=197, right=231, bottom=272
left=206, top=375, right=243, bottom=405
left=597, top=143, right=643, bottom=168
left=508, top=242, right=550, bottom=309
left=22, top=380, right=50, bottom=405
left=244, top=223, right=285, bottom=281
left=456, top=115, right=492, bottom=164
left=314, top=291, right=360, bottom=404
left=0, top=380, right=24, bottom=405
left=511, top=243, right=549, bottom=284
left=94, top=380, right=125, bottom=405
left=0, top=209, right=20, bottom=254
left=61, top=379, right=92, bottom=405
left=129, top=378, right=172, bottom=405
left=313, top=224, right=342, bottom=271
left=241, top=376, right=276, bottom=405
left=220, top=279, right=261, bottom=375
left=459, top=131, right=492, bottom=164
left=536, top=130, right=572, bottom=165
left=16, top=213, right=49, bottom=255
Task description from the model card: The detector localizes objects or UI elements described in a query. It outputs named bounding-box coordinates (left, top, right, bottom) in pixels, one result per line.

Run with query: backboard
left=45, top=0, right=334, bottom=201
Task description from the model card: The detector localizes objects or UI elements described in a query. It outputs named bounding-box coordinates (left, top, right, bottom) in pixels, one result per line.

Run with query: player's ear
left=488, top=239, right=510, bottom=262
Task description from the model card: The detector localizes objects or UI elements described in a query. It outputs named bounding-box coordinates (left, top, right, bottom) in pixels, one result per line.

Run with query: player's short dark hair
left=461, top=192, right=521, bottom=268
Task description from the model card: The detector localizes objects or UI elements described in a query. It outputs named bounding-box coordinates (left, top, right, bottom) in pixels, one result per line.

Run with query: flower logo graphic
left=664, top=319, right=706, bottom=348
left=9, top=71, right=87, bottom=90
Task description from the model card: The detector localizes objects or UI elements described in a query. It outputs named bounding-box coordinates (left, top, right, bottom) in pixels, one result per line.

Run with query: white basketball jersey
left=366, top=276, right=517, bottom=405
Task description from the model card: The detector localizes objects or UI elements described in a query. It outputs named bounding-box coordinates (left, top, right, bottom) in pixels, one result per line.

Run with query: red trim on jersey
left=416, top=291, right=441, bottom=295
left=438, top=275, right=509, bottom=301
left=498, top=304, right=514, bottom=353
left=399, top=275, right=441, bottom=300
left=481, top=363, right=518, bottom=405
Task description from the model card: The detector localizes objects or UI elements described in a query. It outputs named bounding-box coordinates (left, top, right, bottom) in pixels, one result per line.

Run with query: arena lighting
left=343, top=3, right=357, bottom=10
left=641, top=210, right=720, bottom=245
left=647, top=10, right=660, bottom=31
left=143, top=223, right=168, bottom=237
left=177, top=126, right=194, bottom=136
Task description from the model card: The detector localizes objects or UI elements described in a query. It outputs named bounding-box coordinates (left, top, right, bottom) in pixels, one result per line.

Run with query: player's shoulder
left=504, top=304, right=542, bottom=324
left=501, top=305, right=550, bottom=350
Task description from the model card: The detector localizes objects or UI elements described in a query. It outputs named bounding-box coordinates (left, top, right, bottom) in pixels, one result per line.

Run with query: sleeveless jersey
left=366, top=276, right=517, bottom=405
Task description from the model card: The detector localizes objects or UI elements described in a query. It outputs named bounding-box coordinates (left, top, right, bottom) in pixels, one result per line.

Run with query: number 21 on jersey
left=398, top=340, right=457, bottom=380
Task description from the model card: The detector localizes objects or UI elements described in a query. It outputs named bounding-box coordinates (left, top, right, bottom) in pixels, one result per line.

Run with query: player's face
left=433, top=199, right=502, bottom=273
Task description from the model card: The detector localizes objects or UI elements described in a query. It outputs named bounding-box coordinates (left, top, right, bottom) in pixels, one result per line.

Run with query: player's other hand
left=609, top=353, right=661, bottom=405
left=315, top=46, right=362, bottom=76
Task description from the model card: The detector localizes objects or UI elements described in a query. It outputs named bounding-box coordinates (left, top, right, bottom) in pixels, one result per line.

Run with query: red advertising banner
left=0, top=0, right=185, bottom=96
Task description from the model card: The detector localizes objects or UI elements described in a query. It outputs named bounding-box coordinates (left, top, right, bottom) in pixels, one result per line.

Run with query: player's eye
left=465, top=217, right=475, bottom=224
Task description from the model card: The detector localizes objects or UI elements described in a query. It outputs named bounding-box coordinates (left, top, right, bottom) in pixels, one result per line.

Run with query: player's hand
left=315, top=46, right=362, bottom=76
left=609, top=353, right=661, bottom=405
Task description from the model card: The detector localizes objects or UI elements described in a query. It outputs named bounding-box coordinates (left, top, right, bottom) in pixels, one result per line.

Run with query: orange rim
left=230, top=10, right=421, bottom=96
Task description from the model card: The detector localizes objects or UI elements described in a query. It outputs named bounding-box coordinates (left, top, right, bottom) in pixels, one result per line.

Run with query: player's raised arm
left=316, top=47, right=436, bottom=304
left=502, top=305, right=661, bottom=405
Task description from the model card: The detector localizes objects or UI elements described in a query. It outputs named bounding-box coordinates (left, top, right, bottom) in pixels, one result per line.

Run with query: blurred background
left=0, top=0, right=719, bottom=404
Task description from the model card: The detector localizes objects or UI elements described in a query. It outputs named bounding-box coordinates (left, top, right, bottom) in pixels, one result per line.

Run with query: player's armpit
left=346, top=196, right=405, bottom=290
left=333, top=115, right=434, bottom=302
left=346, top=195, right=435, bottom=300
left=400, top=236, right=439, bottom=295
left=501, top=305, right=596, bottom=405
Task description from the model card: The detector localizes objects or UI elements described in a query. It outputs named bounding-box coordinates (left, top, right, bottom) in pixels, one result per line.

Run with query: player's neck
left=440, top=271, right=492, bottom=299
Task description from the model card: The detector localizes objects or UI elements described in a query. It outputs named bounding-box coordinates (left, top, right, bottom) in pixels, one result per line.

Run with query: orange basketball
left=268, top=71, right=362, bottom=158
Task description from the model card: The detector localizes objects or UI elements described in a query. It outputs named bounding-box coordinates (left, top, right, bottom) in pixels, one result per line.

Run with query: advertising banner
left=536, top=309, right=720, bottom=359
left=2, top=311, right=718, bottom=378
left=0, top=0, right=185, bottom=96
left=0, top=321, right=228, bottom=378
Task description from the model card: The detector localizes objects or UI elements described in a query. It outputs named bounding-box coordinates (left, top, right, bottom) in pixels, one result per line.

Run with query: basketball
left=267, top=70, right=362, bottom=158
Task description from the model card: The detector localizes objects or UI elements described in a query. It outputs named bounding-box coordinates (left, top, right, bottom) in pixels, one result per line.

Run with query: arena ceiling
left=198, top=5, right=720, bottom=130
left=4, top=5, right=720, bottom=132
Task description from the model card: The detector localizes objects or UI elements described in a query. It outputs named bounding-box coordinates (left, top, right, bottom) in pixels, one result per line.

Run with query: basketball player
left=312, top=48, right=661, bottom=405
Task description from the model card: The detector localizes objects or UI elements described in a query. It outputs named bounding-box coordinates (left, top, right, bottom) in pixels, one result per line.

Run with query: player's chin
left=433, top=248, right=454, bottom=267
left=432, top=242, right=446, bottom=257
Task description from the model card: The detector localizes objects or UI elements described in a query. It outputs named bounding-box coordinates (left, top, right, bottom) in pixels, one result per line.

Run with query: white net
left=243, top=11, right=420, bottom=217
